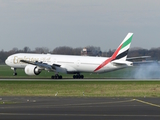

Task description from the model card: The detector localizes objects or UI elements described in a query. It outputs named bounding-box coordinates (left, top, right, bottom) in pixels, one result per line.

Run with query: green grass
left=0, top=81, right=160, bottom=97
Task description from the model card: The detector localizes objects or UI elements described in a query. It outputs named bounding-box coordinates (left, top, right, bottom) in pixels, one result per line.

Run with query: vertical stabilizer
left=112, top=33, right=133, bottom=61
left=94, top=33, right=133, bottom=72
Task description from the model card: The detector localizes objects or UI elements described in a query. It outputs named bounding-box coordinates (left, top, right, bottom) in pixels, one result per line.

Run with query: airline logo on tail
left=94, top=33, right=133, bottom=72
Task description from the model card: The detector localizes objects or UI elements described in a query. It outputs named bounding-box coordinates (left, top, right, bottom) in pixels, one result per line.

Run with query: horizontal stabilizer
left=127, top=56, right=151, bottom=62
left=111, top=60, right=133, bottom=66
left=112, top=62, right=128, bottom=66
left=133, top=60, right=158, bottom=66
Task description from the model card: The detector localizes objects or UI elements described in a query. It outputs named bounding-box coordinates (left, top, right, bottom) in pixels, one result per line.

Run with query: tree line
left=0, top=46, right=160, bottom=64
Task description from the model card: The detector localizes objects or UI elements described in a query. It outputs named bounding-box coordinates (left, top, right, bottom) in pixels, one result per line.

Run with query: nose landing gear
left=11, top=68, right=17, bottom=76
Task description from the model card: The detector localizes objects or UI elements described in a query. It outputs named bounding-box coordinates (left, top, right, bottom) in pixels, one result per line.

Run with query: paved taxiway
left=0, top=97, right=160, bottom=120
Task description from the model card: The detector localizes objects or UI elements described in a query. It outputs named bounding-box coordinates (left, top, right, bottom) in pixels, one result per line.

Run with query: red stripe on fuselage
left=94, top=44, right=122, bottom=72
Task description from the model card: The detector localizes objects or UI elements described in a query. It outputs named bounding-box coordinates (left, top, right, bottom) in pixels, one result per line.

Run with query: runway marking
left=59, top=99, right=135, bottom=106
left=0, top=99, right=135, bottom=109
left=134, top=99, right=160, bottom=108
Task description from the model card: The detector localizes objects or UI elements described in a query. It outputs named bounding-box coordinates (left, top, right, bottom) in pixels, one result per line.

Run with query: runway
left=0, top=97, right=160, bottom=120
left=0, top=78, right=160, bottom=81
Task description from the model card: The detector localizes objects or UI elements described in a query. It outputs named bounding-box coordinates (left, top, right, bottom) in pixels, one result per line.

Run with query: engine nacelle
left=25, top=65, right=41, bottom=75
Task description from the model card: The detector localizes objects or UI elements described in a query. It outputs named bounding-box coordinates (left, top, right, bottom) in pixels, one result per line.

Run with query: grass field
left=0, top=65, right=160, bottom=97
left=0, top=81, right=160, bottom=97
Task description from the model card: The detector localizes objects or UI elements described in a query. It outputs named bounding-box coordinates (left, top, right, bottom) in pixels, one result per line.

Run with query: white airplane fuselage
left=5, top=53, right=131, bottom=74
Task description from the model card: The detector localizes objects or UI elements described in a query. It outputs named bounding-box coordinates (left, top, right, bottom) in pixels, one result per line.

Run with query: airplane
left=5, top=33, right=133, bottom=79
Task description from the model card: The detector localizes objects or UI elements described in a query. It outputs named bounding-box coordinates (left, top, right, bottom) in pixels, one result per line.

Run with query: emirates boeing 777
left=5, top=33, right=133, bottom=79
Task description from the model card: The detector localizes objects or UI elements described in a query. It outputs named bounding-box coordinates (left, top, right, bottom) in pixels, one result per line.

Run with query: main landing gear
left=51, top=74, right=84, bottom=79
left=51, top=74, right=62, bottom=79
left=73, top=74, right=84, bottom=79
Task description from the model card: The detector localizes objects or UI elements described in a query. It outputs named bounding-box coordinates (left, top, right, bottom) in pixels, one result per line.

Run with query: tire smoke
left=133, top=62, right=160, bottom=79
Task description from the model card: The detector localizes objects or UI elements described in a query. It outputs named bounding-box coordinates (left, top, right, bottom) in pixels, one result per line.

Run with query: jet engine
left=25, top=64, right=41, bottom=75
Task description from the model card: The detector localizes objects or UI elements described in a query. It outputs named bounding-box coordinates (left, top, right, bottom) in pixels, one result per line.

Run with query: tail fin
left=94, top=33, right=133, bottom=72
left=111, top=33, right=133, bottom=61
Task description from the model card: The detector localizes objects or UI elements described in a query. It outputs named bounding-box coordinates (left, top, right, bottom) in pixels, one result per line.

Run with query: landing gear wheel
left=12, top=68, right=17, bottom=76
left=73, top=74, right=84, bottom=79
left=13, top=73, right=17, bottom=76
left=73, top=75, right=76, bottom=79
left=80, top=75, right=84, bottom=79
left=59, top=75, right=62, bottom=79
left=51, top=75, right=62, bottom=79
left=51, top=76, right=55, bottom=79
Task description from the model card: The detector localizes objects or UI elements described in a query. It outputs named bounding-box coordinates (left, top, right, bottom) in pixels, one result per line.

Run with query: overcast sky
left=0, top=0, right=160, bottom=51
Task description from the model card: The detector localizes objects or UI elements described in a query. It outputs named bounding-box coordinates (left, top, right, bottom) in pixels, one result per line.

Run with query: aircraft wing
left=20, top=60, right=38, bottom=65
left=20, top=60, right=54, bottom=70
left=20, top=60, right=67, bottom=73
